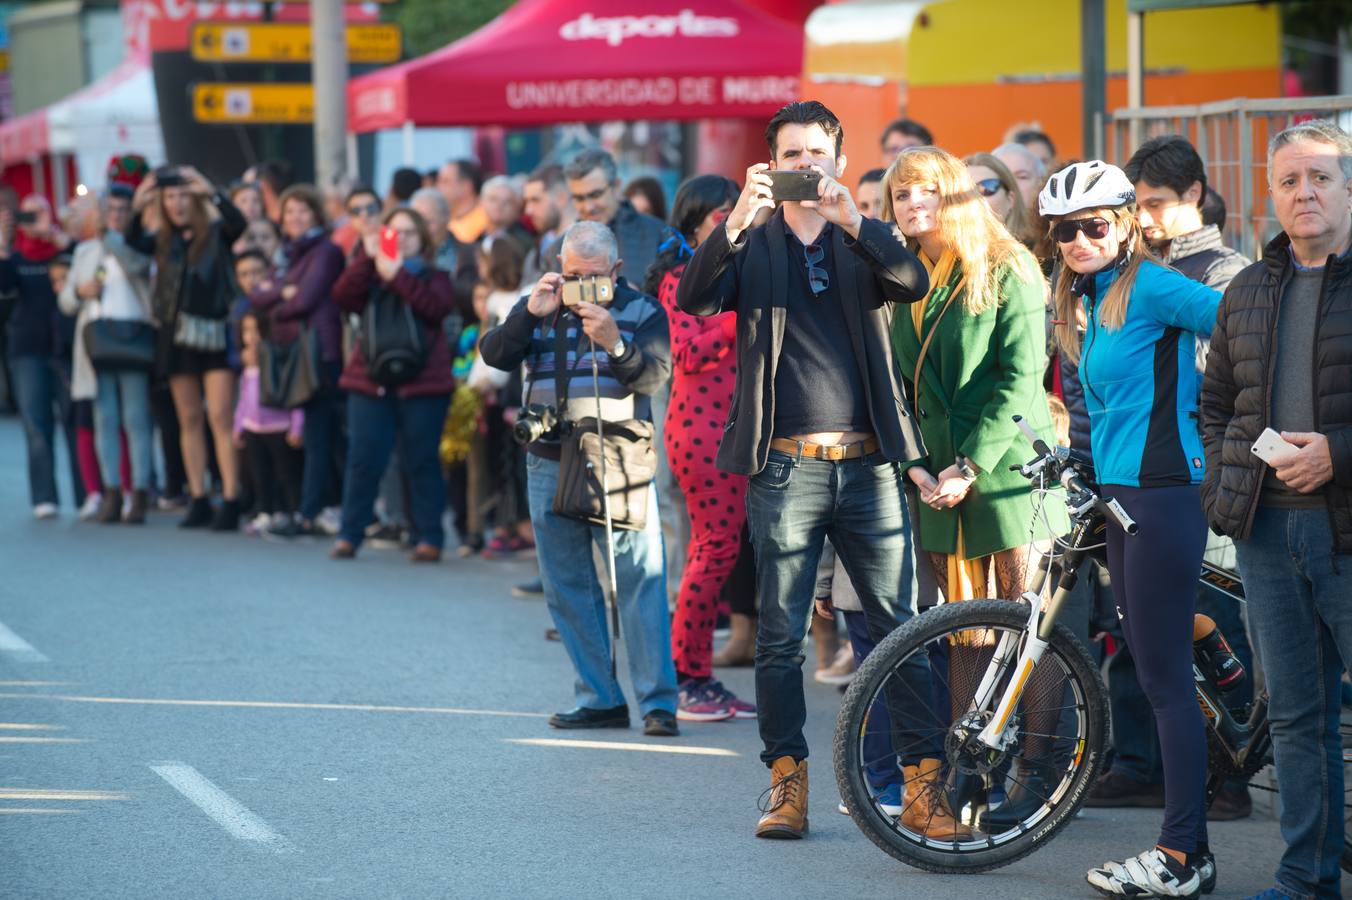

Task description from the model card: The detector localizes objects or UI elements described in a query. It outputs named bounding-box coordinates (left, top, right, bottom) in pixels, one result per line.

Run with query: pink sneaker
left=676, top=679, right=734, bottom=722
left=706, top=679, right=757, bottom=719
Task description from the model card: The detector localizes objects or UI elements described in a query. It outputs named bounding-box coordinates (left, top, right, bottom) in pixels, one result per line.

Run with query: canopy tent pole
left=402, top=121, right=415, bottom=165
left=52, top=154, right=69, bottom=210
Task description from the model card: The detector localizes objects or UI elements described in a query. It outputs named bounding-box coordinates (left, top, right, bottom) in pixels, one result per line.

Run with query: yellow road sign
left=193, top=83, right=314, bottom=125
left=190, top=23, right=401, bottom=64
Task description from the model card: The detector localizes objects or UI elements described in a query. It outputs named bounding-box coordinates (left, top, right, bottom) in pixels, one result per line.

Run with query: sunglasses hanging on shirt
left=803, top=242, right=829, bottom=296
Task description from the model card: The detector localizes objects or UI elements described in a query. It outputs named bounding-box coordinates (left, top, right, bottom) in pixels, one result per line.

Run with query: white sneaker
left=77, top=493, right=102, bottom=520
left=314, top=507, right=341, bottom=536
left=1087, top=848, right=1201, bottom=897
left=33, top=502, right=59, bottom=520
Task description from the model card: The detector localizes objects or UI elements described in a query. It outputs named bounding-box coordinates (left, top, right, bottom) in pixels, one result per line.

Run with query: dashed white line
left=149, top=762, right=296, bottom=854
left=0, top=621, right=48, bottom=663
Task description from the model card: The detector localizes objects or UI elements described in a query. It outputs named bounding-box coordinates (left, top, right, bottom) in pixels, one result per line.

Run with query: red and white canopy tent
left=347, top=0, right=805, bottom=176
left=0, top=54, right=162, bottom=204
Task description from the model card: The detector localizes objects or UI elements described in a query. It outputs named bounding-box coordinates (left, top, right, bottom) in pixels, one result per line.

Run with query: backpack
left=361, top=284, right=430, bottom=387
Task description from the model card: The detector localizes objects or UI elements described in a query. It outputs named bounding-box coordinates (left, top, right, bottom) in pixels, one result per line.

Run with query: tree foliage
left=387, top=0, right=515, bottom=59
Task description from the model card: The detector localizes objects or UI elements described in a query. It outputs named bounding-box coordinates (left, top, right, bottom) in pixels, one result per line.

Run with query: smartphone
left=561, top=275, right=614, bottom=308
left=1251, top=426, right=1298, bottom=465
left=379, top=226, right=399, bottom=260
left=16, top=210, right=39, bottom=225
left=768, top=170, right=822, bottom=202
left=153, top=166, right=185, bottom=188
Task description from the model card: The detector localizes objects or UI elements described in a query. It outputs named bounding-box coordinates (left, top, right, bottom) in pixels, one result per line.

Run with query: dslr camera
left=514, top=403, right=561, bottom=445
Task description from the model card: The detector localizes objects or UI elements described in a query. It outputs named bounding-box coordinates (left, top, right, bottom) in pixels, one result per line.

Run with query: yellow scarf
left=913, top=250, right=985, bottom=602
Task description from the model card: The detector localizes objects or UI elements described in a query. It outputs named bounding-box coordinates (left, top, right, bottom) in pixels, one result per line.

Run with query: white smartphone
left=1251, top=427, right=1298, bottom=465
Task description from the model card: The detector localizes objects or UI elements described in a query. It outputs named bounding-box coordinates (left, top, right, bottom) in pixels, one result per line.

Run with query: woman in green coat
left=884, top=145, right=1072, bottom=827
left=883, top=146, right=1067, bottom=602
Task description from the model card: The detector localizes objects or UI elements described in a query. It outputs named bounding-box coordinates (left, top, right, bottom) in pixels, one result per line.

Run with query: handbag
left=259, top=328, right=322, bottom=409
left=552, top=417, right=657, bottom=532
left=83, top=318, right=157, bottom=371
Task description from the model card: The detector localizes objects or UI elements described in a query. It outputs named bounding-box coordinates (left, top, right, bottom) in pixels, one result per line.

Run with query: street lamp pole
left=312, top=0, right=347, bottom=192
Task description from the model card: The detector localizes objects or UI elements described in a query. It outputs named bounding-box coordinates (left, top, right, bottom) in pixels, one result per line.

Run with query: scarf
left=914, top=249, right=984, bottom=602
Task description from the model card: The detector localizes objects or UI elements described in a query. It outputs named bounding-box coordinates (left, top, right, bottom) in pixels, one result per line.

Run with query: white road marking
left=149, top=763, right=296, bottom=854
left=505, top=738, right=739, bottom=757
left=0, top=737, right=85, bottom=744
left=0, top=788, right=128, bottom=801
left=0, top=621, right=48, bottom=663
left=0, top=692, right=547, bottom=719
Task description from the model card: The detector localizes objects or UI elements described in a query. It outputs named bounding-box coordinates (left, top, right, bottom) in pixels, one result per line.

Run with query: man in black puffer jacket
left=1200, top=119, right=1352, bottom=900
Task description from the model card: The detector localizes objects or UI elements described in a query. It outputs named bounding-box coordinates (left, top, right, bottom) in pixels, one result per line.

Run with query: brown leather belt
left=768, top=436, right=880, bottom=461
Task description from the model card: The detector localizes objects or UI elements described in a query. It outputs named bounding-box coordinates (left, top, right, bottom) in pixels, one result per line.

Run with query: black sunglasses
left=975, top=178, right=1004, bottom=198
left=803, top=242, right=829, bottom=296
left=348, top=200, right=380, bottom=217
left=1053, top=217, right=1112, bottom=244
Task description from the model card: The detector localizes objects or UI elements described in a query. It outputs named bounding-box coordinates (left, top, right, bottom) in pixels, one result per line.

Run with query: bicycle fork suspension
left=974, top=592, right=1051, bottom=750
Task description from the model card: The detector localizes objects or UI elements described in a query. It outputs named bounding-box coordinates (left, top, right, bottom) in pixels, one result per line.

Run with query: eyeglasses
left=570, top=187, right=609, bottom=205
left=975, top=178, right=1004, bottom=198
left=1052, top=217, right=1113, bottom=244
left=803, top=242, right=829, bottom=296
left=347, top=201, right=380, bottom=217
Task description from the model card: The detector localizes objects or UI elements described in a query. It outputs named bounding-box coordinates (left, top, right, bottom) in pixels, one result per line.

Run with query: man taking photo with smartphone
left=479, top=220, right=679, bottom=738
left=677, top=100, right=956, bottom=841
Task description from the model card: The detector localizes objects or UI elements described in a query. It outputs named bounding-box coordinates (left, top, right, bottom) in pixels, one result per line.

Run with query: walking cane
left=587, top=336, right=623, bottom=681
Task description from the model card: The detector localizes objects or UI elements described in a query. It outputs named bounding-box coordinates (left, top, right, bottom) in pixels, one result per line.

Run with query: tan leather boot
left=811, top=615, right=839, bottom=675
left=713, top=613, right=755, bottom=667
left=899, top=758, right=971, bottom=840
left=755, top=756, right=808, bottom=839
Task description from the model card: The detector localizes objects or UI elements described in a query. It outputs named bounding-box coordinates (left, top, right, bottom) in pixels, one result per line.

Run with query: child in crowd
left=233, top=311, right=304, bottom=533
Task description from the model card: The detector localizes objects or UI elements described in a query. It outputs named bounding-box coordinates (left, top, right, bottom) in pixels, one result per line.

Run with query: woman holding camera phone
left=329, top=207, right=458, bottom=562
left=129, top=166, right=247, bottom=530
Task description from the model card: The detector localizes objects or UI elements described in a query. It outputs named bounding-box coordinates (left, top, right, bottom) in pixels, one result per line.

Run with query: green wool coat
left=891, top=251, right=1070, bottom=558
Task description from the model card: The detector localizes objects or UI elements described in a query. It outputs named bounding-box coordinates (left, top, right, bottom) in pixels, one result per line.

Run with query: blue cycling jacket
left=1078, top=260, right=1221, bottom=488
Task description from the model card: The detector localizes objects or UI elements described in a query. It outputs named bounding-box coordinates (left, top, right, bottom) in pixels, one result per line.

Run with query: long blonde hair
left=882, top=147, right=1038, bottom=315
left=1048, top=206, right=1157, bottom=363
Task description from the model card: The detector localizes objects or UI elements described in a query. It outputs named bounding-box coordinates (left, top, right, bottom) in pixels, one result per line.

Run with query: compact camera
left=153, top=166, right=186, bottom=188
left=560, top=275, right=614, bottom=308
left=514, top=403, right=561, bottom=445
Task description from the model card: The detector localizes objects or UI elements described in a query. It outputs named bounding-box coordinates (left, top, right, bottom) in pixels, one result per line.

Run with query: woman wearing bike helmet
left=1040, top=161, right=1221, bottom=898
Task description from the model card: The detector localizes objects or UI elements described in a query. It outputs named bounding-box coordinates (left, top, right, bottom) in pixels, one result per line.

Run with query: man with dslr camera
left=479, top=220, right=679, bottom=737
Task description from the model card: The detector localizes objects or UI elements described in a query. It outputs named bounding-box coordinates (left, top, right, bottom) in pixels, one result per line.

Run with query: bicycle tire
left=833, top=599, right=1108, bottom=873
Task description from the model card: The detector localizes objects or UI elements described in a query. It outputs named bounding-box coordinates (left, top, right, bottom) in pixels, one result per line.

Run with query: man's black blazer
left=675, top=208, right=930, bottom=476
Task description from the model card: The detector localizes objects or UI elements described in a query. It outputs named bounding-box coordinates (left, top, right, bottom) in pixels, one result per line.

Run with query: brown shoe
left=408, top=543, right=442, bottom=563
left=899, top=758, right=971, bottom=840
left=123, top=490, right=148, bottom=525
left=329, top=540, right=357, bottom=560
left=755, top=756, right=808, bottom=839
left=712, top=613, right=755, bottom=668
left=95, top=489, right=123, bottom=524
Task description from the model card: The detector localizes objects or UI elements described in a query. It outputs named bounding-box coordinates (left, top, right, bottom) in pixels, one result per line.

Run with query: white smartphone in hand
left=1251, top=427, right=1298, bottom=465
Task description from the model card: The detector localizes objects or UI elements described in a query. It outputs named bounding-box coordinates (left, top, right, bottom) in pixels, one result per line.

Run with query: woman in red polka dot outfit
left=645, top=175, right=756, bottom=722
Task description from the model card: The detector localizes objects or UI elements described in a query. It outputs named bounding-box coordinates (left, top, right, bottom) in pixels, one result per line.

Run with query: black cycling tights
left=1103, top=483, right=1210, bottom=854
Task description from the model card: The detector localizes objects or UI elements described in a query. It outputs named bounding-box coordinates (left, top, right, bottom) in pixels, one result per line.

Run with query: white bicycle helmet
left=1037, top=160, right=1135, bottom=217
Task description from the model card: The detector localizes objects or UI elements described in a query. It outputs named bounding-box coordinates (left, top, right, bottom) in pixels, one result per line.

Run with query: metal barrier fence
left=1104, top=95, right=1352, bottom=260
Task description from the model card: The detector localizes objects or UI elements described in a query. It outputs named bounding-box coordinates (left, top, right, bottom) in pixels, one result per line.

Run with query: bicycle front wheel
left=833, top=599, right=1108, bottom=873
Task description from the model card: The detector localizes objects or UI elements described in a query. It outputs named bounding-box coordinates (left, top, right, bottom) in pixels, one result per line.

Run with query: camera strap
left=522, top=309, right=582, bottom=417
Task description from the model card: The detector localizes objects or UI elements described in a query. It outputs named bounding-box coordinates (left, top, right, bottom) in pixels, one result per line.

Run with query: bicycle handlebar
left=1013, top=414, right=1139, bottom=536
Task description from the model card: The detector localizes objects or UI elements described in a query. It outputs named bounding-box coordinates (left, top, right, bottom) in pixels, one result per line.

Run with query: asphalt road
left=0, top=416, right=1290, bottom=899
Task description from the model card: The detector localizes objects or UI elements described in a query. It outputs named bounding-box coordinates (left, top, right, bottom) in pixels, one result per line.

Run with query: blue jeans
left=10, top=355, right=81, bottom=507
left=526, top=452, right=678, bottom=717
left=93, top=369, right=153, bottom=490
left=300, top=363, right=344, bottom=521
left=746, top=449, right=939, bottom=767
left=1235, top=505, right=1352, bottom=900
left=339, top=392, right=449, bottom=549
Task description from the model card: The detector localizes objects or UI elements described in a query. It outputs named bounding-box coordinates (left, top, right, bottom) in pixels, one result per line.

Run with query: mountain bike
left=832, top=416, right=1352, bottom=874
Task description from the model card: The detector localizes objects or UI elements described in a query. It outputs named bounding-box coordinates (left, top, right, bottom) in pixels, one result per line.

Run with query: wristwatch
left=608, top=337, right=627, bottom=358
left=956, top=455, right=978, bottom=480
